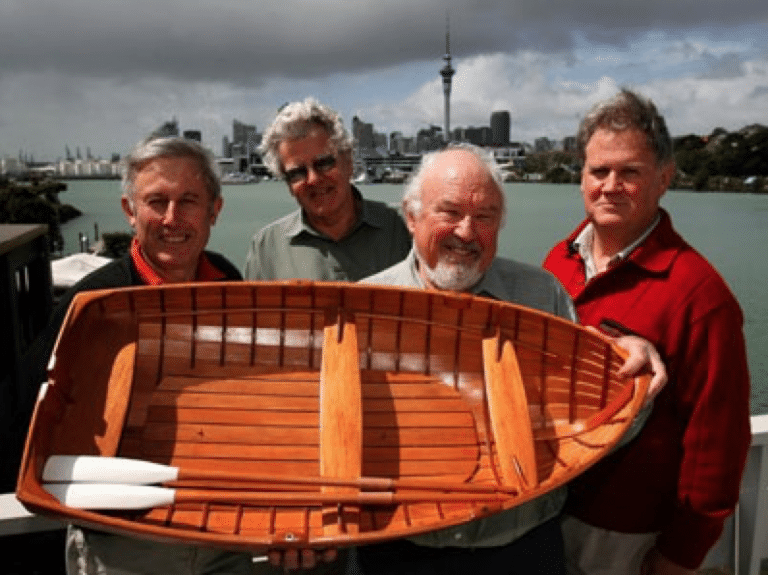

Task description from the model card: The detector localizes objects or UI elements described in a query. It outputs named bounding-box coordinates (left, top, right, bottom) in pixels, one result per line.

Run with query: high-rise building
left=232, top=120, right=258, bottom=156
left=454, top=126, right=492, bottom=147
left=353, top=116, right=376, bottom=156
left=490, top=111, right=511, bottom=146
left=151, top=118, right=180, bottom=138
left=183, top=130, right=202, bottom=142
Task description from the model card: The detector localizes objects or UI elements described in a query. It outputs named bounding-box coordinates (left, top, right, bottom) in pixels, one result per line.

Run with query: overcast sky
left=2, top=0, right=767, bottom=160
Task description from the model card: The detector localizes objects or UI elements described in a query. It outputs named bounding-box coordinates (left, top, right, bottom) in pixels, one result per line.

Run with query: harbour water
left=58, top=180, right=768, bottom=415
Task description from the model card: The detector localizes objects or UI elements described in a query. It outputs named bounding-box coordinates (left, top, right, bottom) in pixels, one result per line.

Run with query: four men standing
left=25, top=90, right=751, bottom=575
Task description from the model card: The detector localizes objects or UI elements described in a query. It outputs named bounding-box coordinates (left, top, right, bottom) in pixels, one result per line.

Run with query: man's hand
left=267, top=548, right=337, bottom=571
left=640, top=547, right=696, bottom=575
left=612, top=334, right=668, bottom=403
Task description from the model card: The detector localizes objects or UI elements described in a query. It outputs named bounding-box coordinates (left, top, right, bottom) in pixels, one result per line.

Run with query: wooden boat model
left=17, top=281, right=649, bottom=552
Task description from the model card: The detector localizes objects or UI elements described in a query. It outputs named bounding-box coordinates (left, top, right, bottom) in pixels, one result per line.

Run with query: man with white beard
left=363, top=143, right=576, bottom=312
left=357, top=143, right=665, bottom=574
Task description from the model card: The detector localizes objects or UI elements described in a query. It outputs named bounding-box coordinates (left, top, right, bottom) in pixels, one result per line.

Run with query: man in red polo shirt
left=31, top=136, right=250, bottom=575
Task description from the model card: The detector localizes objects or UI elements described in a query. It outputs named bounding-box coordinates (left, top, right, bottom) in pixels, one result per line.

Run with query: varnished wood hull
left=17, top=281, right=648, bottom=552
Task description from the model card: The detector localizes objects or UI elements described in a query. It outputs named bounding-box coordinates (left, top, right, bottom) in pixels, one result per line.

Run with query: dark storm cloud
left=2, top=0, right=766, bottom=85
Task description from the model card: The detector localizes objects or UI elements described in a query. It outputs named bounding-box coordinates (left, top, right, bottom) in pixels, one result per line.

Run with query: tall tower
left=440, top=14, right=455, bottom=144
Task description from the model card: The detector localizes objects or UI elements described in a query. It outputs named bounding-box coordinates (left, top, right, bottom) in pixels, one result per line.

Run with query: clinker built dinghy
left=17, top=281, right=648, bottom=552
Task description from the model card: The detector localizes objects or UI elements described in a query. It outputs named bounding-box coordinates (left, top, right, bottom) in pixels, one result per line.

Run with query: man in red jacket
left=543, top=89, right=751, bottom=574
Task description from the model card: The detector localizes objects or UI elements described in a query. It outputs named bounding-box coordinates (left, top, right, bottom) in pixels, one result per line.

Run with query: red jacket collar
left=566, top=209, right=685, bottom=275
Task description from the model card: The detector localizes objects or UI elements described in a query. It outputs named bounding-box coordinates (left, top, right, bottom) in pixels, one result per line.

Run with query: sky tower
left=440, top=15, right=455, bottom=144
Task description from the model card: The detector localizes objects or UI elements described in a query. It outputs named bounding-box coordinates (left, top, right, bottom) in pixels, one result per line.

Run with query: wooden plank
left=320, top=308, right=362, bottom=535
left=482, top=331, right=537, bottom=490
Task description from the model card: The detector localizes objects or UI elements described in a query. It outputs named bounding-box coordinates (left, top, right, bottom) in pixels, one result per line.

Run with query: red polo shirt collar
left=130, top=238, right=227, bottom=285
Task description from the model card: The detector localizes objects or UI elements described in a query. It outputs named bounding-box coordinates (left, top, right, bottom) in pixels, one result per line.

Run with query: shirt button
left=454, top=532, right=463, bottom=541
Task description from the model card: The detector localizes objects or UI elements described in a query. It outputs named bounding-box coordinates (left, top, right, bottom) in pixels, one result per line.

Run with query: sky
left=2, top=0, right=767, bottom=161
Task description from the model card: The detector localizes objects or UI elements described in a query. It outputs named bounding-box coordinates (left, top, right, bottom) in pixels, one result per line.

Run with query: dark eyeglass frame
left=283, top=154, right=338, bottom=185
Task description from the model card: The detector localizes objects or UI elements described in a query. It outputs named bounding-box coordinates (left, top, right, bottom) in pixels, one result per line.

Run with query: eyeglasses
left=283, top=154, right=338, bottom=185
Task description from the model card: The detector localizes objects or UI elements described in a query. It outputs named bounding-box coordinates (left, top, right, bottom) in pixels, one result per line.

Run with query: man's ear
left=210, top=197, right=223, bottom=225
left=121, top=196, right=136, bottom=228
left=657, top=161, right=676, bottom=200
left=404, top=205, right=417, bottom=235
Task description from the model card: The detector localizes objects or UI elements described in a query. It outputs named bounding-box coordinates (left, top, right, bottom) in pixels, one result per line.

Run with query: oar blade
left=44, top=483, right=175, bottom=510
left=43, top=455, right=179, bottom=484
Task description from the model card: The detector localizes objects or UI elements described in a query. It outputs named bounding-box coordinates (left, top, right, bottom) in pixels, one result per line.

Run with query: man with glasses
left=243, top=97, right=411, bottom=281
left=244, top=98, right=410, bottom=572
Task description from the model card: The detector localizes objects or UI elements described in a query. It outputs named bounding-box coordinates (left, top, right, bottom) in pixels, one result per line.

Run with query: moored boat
left=16, top=281, right=648, bottom=553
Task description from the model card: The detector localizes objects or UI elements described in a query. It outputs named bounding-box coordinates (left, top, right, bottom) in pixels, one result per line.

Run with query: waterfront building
left=453, top=126, right=492, bottom=147
left=182, top=130, right=202, bottom=142
left=390, top=132, right=417, bottom=155
left=491, top=111, right=511, bottom=146
left=232, top=120, right=258, bottom=155
left=353, top=116, right=376, bottom=156
left=417, top=125, right=444, bottom=152
left=230, top=120, right=261, bottom=173
left=151, top=118, right=180, bottom=138
left=0, top=157, right=26, bottom=177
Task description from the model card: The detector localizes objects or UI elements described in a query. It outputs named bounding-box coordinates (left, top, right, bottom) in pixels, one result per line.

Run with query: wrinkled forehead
left=423, top=163, right=502, bottom=210
left=133, top=157, right=212, bottom=198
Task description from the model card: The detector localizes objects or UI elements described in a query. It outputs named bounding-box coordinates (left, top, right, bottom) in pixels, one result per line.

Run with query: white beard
left=415, top=244, right=485, bottom=292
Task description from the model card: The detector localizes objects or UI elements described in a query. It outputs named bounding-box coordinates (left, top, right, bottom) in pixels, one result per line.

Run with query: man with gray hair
left=355, top=143, right=665, bottom=574
left=544, top=89, right=751, bottom=574
left=243, top=97, right=410, bottom=281
left=27, top=135, right=250, bottom=575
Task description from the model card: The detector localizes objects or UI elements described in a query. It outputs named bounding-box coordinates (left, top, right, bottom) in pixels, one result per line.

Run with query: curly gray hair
left=260, top=97, right=353, bottom=178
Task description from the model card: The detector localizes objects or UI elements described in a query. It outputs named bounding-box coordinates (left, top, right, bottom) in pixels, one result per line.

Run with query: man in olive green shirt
left=244, top=97, right=411, bottom=281
left=244, top=99, right=410, bottom=573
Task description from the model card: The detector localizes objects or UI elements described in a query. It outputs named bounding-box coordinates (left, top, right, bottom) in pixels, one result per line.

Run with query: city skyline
left=1, top=1, right=767, bottom=160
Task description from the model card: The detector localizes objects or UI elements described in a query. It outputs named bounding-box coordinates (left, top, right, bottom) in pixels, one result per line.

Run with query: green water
left=58, top=180, right=768, bottom=414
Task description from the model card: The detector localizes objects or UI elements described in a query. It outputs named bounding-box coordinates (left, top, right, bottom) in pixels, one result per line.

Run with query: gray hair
left=259, top=97, right=352, bottom=178
left=121, top=136, right=221, bottom=205
left=577, top=88, right=674, bottom=165
left=402, top=142, right=506, bottom=222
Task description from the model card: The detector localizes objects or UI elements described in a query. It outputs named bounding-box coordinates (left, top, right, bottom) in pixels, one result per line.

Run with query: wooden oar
left=43, top=455, right=517, bottom=495
left=43, top=483, right=509, bottom=511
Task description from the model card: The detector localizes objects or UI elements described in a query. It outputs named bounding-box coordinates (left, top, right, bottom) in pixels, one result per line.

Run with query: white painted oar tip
left=44, top=483, right=175, bottom=510
left=43, top=455, right=180, bottom=485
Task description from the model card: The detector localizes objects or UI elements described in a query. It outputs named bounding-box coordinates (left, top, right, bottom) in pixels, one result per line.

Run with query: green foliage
left=0, top=185, right=64, bottom=251
left=672, top=125, right=768, bottom=191
left=545, top=166, right=577, bottom=184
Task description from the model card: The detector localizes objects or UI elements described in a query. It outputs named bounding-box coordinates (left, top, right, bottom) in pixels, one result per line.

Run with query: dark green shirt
left=243, top=190, right=412, bottom=281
